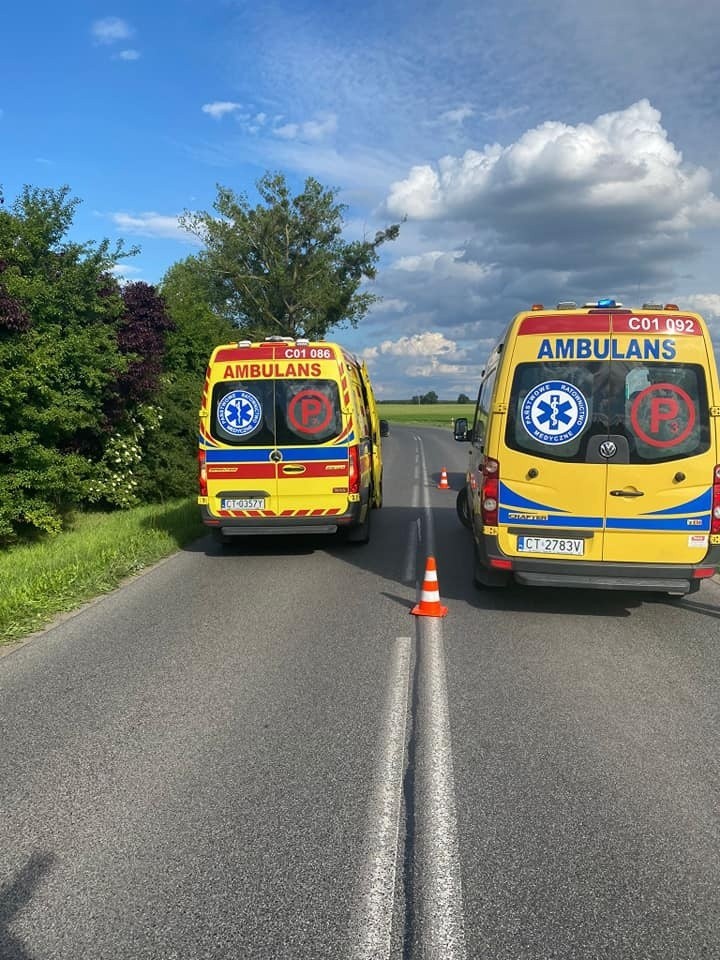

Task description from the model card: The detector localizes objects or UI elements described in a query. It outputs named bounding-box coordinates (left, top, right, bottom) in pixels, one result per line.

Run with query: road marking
left=350, top=636, right=412, bottom=960
left=414, top=438, right=466, bottom=957
left=403, top=520, right=420, bottom=583
left=402, top=438, right=423, bottom=583
left=418, top=440, right=435, bottom=558
left=415, top=617, right=467, bottom=959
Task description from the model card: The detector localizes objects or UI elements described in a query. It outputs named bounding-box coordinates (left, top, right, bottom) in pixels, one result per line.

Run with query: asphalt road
left=1, top=424, right=718, bottom=959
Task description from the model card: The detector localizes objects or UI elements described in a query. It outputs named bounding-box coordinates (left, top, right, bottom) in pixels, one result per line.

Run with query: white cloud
left=202, top=101, right=243, bottom=119
left=366, top=331, right=466, bottom=359
left=91, top=17, right=133, bottom=45
left=386, top=100, right=720, bottom=238
left=359, top=330, right=480, bottom=397
left=118, top=49, right=140, bottom=61
left=110, top=212, right=197, bottom=243
left=273, top=113, right=338, bottom=142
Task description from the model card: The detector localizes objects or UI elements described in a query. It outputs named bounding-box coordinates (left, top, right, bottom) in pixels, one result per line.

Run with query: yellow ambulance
left=455, top=300, right=720, bottom=595
left=198, top=337, right=386, bottom=544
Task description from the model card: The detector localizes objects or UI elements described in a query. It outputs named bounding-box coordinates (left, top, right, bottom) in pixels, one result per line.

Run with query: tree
left=146, top=257, right=238, bottom=498
left=0, top=186, right=132, bottom=540
left=87, top=282, right=176, bottom=509
left=422, top=390, right=439, bottom=404
left=457, top=393, right=471, bottom=403
left=180, top=172, right=400, bottom=340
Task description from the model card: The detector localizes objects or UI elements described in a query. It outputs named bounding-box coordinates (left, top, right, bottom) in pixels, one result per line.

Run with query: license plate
left=221, top=498, right=265, bottom=510
left=517, top=536, right=584, bottom=556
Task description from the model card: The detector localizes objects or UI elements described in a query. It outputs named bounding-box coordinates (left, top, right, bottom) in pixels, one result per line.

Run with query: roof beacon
left=597, top=298, right=616, bottom=308
left=556, top=301, right=577, bottom=309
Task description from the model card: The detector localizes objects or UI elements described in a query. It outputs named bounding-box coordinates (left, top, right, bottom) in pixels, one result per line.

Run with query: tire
left=456, top=487, right=472, bottom=529
left=343, top=499, right=371, bottom=544
left=373, top=474, right=383, bottom=509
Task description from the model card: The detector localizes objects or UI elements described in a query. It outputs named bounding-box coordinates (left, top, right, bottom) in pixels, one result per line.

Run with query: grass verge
left=380, top=402, right=474, bottom=429
left=0, top=498, right=203, bottom=647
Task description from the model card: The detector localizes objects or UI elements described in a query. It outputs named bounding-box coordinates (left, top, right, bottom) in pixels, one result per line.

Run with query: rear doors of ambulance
left=496, top=310, right=716, bottom=566
left=602, top=312, right=715, bottom=564
left=205, top=344, right=350, bottom=521
left=496, top=313, right=610, bottom=564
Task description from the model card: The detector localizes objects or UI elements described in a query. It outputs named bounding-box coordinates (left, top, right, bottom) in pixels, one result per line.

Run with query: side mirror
left=379, top=419, right=389, bottom=437
left=453, top=417, right=469, bottom=441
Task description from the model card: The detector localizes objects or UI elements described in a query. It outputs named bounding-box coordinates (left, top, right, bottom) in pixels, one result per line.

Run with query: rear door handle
left=610, top=489, right=644, bottom=497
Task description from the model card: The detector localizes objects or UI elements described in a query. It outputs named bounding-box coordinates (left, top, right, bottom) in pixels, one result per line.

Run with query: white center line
left=415, top=617, right=467, bottom=960
left=415, top=436, right=467, bottom=958
left=350, top=636, right=412, bottom=960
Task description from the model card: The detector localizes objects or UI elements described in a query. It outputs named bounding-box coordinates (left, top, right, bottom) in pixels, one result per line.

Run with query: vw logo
left=269, top=449, right=283, bottom=463
left=599, top=441, right=617, bottom=459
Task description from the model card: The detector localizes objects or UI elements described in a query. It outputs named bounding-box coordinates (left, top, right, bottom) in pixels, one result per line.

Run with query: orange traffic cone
left=411, top=556, right=448, bottom=617
left=437, top=467, right=450, bottom=490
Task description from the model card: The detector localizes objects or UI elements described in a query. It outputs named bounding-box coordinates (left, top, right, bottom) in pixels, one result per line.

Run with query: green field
left=379, top=403, right=474, bottom=428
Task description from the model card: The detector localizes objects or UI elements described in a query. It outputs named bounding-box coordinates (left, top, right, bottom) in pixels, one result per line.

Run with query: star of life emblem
left=521, top=380, right=588, bottom=445
left=217, top=389, right=262, bottom=437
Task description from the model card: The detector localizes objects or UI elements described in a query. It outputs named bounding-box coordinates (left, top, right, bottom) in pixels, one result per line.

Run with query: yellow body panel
left=198, top=340, right=382, bottom=532
left=466, top=305, right=720, bottom=584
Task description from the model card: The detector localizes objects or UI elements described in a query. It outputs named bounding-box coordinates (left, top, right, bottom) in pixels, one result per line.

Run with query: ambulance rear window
left=506, top=361, right=711, bottom=464
left=211, top=379, right=343, bottom=446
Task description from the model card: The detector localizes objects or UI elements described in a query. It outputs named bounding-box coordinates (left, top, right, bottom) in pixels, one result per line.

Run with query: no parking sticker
left=630, top=383, right=696, bottom=448
left=287, top=388, right=334, bottom=435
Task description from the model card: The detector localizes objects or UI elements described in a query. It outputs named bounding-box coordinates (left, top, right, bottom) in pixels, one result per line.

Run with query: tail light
left=712, top=464, right=720, bottom=534
left=199, top=449, right=208, bottom=496
left=480, top=456, right=499, bottom=526
left=348, top=445, right=360, bottom=495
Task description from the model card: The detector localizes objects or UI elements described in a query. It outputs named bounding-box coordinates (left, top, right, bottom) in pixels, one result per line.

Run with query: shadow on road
left=0, top=851, right=54, bottom=960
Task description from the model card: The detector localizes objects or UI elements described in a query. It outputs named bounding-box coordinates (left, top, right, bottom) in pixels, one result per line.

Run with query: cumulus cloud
left=373, top=98, right=720, bottom=381
left=368, top=331, right=465, bottom=359
left=360, top=331, right=484, bottom=397
left=202, top=101, right=242, bottom=120
left=111, top=212, right=197, bottom=242
left=386, top=100, right=720, bottom=240
left=273, top=113, right=337, bottom=142
left=118, top=49, right=140, bottom=61
left=91, top=17, right=133, bottom=44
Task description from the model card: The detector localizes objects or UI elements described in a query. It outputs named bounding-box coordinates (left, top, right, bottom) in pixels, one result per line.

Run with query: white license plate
left=221, top=498, right=265, bottom=510
left=517, top=536, right=584, bottom=556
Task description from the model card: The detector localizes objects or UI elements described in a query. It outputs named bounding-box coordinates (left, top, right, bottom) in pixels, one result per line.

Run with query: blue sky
left=3, top=0, right=720, bottom=398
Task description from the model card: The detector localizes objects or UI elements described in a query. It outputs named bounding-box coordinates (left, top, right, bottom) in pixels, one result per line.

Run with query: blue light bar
left=597, top=298, right=616, bottom=308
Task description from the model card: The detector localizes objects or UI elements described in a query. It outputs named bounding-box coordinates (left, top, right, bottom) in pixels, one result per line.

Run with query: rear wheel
left=343, top=498, right=371, bottom=544
left=456, top=487, right=472, bottom=529
left=373, top=474, right=383, bottom=509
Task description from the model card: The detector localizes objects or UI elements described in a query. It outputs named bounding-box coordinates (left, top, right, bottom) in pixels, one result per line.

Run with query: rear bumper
left=477, top=532, right=720, bottom=594
left=200, top=502, right=362, bottom=536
